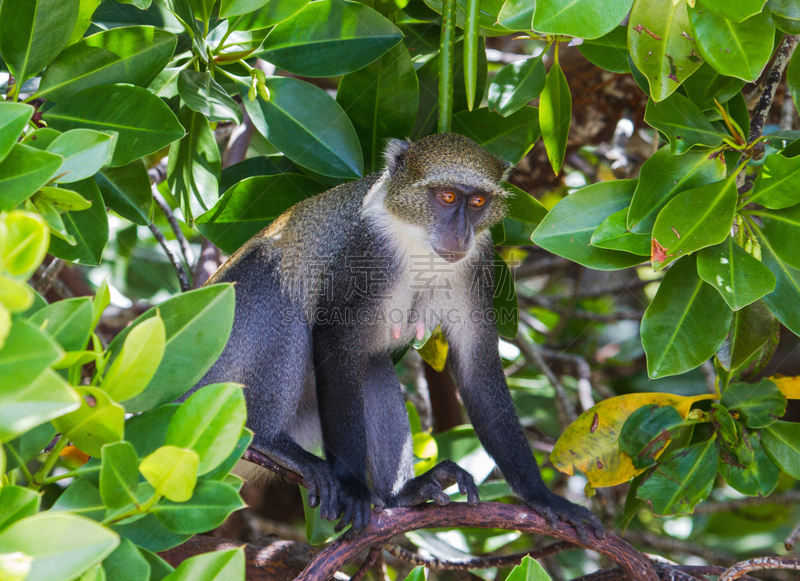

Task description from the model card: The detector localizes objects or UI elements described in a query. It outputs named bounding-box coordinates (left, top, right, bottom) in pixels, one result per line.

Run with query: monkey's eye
left=439, top=191, right=456, bottom=204
left=469, top=195, right=486, bottom=208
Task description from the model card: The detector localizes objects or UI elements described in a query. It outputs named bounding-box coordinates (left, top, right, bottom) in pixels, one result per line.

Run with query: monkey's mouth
left=433, top=245, right=468, bottom=263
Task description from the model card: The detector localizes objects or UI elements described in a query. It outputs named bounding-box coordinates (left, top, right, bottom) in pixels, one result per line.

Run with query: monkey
left=192, top=133, right=603, bottom=540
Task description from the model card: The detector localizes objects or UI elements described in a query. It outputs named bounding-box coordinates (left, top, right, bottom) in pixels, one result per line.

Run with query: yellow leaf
left=417, top=327, right=448, bottom=372
left=412, top=432, right=438, bottom=476
left=770, top=375, right=800, bottom=399
left=550, top=392, right=716, bottom=488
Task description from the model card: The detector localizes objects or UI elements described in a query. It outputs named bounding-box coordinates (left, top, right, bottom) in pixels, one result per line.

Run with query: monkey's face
left=427, top=184, right=498, bottom=262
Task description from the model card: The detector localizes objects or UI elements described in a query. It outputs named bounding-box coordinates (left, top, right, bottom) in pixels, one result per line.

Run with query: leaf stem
left=33, top=436, right=68, bottom=485
left=438, top=0, right=457, bottom=133
left=39, top=463, right=100, bottom=485
left=6, top=444, right=36, bottom=488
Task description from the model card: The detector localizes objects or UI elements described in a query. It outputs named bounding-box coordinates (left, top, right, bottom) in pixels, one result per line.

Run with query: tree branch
left=719, top=557, right=800, bottom=581
left=242, top=448, right=657, bottom=581
left=748, top=34, right=800, bottom=154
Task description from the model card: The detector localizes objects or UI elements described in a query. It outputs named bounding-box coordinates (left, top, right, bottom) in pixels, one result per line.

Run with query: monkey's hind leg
left=363, top=355, right=480, bottom=509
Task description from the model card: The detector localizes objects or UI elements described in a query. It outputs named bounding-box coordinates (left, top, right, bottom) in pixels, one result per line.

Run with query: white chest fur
left=361, top=174, right=482, bottom=351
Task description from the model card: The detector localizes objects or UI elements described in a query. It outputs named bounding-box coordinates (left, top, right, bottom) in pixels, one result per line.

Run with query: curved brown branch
left=719, top=557, right=800, bottom=581
left=243, top=447, right=656, bottom=580
left=294, top=503, right=657, bottom=581
left=749, top=34, right=800, bottom=146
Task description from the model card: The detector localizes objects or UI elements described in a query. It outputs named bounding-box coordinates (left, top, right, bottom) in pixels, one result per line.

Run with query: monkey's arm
left=447, top=322, right=604, bottom=541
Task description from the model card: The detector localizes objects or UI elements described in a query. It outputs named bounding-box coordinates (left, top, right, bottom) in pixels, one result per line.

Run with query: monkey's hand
left=304, top=461, right=343, bottom=524
left=389, top=459, right=480, bottom=508
left=524, top=492, right=604, bottom=543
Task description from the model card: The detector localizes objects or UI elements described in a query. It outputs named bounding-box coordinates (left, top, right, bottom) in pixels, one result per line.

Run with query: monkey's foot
left=390, top=459, right=480, bottom=508
left=335, top=480, right=384, bottom=540
left=526, top=492, right=604, bottom=543
left=304, top=462, right=342, bottom=523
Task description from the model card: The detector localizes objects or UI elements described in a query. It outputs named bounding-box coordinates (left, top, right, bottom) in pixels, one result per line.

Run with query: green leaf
left=137, top=548, right=174, bottom=580
left=500, top=183, right=548, bottom=245
left=487, top=53, right=546, bottom=117
left=539, top=60, right=570, bottom=174
left=757, top=204, right=800, bottom=270
left=34, top=186, right=91, bottom=212
left=102, top=539, right=151, bottom=581
left=139, top=445, right=198, bottom=502
left=0, top=103, right=33, bottom=163
left=697, top=0, right=766, bottom=22
left=0, top=367, right=80, bottom=443
left=259, top=0, right=403, bottom=77
left=38, top=26, right=177, bottom=102
left=52, top=386, right=125, bottom=457
left=628, top=147, right=726, bottom=234
left=177, top=70, right=243, bottom=125
left=717, top=301, right=779, bottom=372
left=0, top=486, right=40, bottom=532
left=0, top=144, right=63, bottom=212
left=69, top=0, right=103, bottom=44
left=628, top=0, right=703, bottom=101
left=0, top=317, right=62, bottom=386
left=689, top=6, right=774, bottom=82
left=21, top=128, right=61, bottom=151
left=641, top=256, right=732, bottom=378
left=242, top=76, right=363, bottom=179
left=3, top=423, right=54, bottom=472
left=748, top=153, right=800, bottom=209
left=719, top=430, right=779, bottom=497
left=48, top=179, right=110, bottom=266
left=452, top=106, right=540, bottom=164
left=637, top=437, right=718, bottom=515
left=46, top=129, right=115, bottom=183
left=763, top=420, right=800, bottom=478
left=166, top=383, right=247, bottom=475
left=533, top=0, right=633, bottom=39
left=0, top=276, right=33, bottom=314
left=590, top=209, right=651, bottom=256
left=497, top=0, right=534, bottom=30
left=531, top=180, right=644, bottom=270
left=404, top=567, right=426, bottom=581
left=201, top=427, right=253, bottom=481
left=151, top=480, right=245, bottom=534
left=43, top=84, right=185, bottom=168
left=196, top=174, right=324, bottom=254
left=697, top=237, right=776, bottom=310
left=682, top=63, right=747, bottom=111
left=0, top=0, right=79, bottom=84
left=619, top=404, right=685, bottom=470
left=651, top=173, right=738, bottom=270
left=644, top=93, right=725, bottom=155
left=125, top=404, right=179, bottom=460
left=100, top=441, right=140, bottom=510
left=51, top=478, right=105, bottom=520
left=160, top=547, right=244, bottom=581
left=219, top=156, right=299, bottom=192
left=721, top=379, right=786, bottom=429
left=505, top=556, right=552, bottom=581
left=755, top=221, right=800, bottom=336
left=219, top=0, right=270, bottom=16
left=166, top=107, right=221, bottom=223
left=188, top=0, right=215, bottom=24
left=102, top=316, right=166, bottom=402
left=2, top=211, right=50, bottom=278
left=577, top=26, right=630, bottom=74
left=789, top=50, right=800, bottom=116
left=112, top=512, right=190, bottom=553
left=336, top=43, right=419, bottom=174
left=0, top=513, right=119, bottom=581
left=29, top=296, right=93, bottom=351
left=423, top=0, right=511, bottom=36
left=107, top=284, right=236, bottom=412
left=95, top=161, right=153, bottom=226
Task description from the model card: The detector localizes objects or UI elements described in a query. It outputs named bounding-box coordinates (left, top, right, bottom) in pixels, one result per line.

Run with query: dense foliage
left=2, top=0, right=800, bottom=579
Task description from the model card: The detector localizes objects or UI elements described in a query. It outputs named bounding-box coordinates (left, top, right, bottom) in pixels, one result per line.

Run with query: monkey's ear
left=500, top=159, right=513, bottom=182
left=384, top=139, right=412, bottom=176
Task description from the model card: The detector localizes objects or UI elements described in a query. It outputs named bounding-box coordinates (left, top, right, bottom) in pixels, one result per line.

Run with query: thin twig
left=148, top=222, right=191, bottom=292
left=623, top=530, right=733, bottom=565
left=693, top=490, right=800, bottom=514
left=515, top=322, right=578, bottom=426
left=719, top=556, right=800, bottom=581
left=350, top=548, right=381, bottom=581
left=33, top=258, right=64, bottom=295
left=540, top=347, right=595, bottom=412
left=786, top=520, right=800, bottom=550
left=152, top=186, right=193, bottom=267
left=385, top=541, right=575, bottom=570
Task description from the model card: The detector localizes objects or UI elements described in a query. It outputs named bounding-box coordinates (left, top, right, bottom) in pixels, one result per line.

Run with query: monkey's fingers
left=335, top=502, right=355, bottom=533
left=371, top=491, right=385, bottom=513
left=455, top=472, right=480, bottom=507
